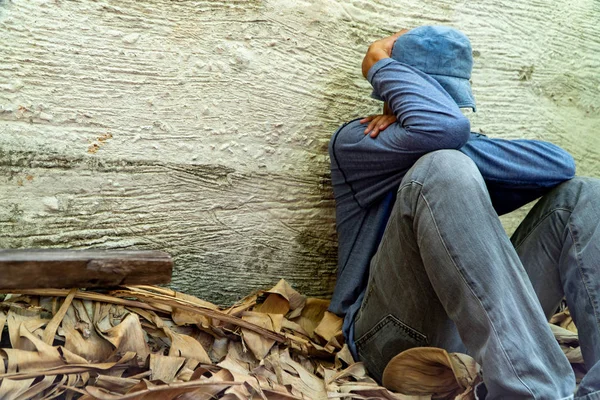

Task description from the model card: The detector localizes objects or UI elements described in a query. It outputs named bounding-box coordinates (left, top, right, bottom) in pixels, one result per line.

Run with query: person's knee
left=539, top=177, right=600, bottom=218
left=403, top=150, right=482, bottom=189
left=555, top=177, right=600, bottom=205
left=568, top=177, right=600, bottom=195
left=427, top=149, right=477, bottom=171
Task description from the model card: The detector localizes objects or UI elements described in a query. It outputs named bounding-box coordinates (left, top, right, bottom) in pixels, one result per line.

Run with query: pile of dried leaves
left=0, top=280, right=584, bottom=400
left=0, top=280, right=405, bottom=399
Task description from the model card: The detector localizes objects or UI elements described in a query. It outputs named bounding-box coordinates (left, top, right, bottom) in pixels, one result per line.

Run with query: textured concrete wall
left=1, top=0, right=599, bottom=305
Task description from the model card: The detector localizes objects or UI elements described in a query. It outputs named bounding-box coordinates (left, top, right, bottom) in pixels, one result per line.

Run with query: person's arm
left=330, top=31, right=472, bottom=207
left=335, top=30, right=574, bottom=212
left=356, top=30, right=472, bottom=151
left=459, top=134, right=576, bottom=214
left=365, top=59, right=471, bottom=152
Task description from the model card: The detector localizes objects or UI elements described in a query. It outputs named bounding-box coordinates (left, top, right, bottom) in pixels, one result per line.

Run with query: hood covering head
left=371, top=25, right=476, bottom=111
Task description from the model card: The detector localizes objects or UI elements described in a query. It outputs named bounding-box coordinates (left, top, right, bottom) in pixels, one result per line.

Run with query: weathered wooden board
left=0, top=249, right=172, bottom=289
left=0, top=0, right=598, bottom=304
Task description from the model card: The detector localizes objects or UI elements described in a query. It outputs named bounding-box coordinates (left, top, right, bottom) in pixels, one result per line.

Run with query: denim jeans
left=354, top=150, right=600, bottom=399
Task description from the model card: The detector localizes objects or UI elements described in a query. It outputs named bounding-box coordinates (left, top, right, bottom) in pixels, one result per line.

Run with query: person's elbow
left=559, top=152, right=576, bottom=180
left=436, top=114, right=471, bottom=149
left=544, top=141, right=577, bottom=182
left=407, top=114, right=470, bottom=152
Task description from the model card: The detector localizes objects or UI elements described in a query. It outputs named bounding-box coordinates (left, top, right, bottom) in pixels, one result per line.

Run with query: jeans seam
left=355, top=313, right=427, bottom=349
left=567, top=221, right=600, bottom=337
left=419, top=191, right=536, bottom=399
left=356, top=282, right=375, bottom=323
left=399, top=180, right=421, bottom=191
left=513, top=207, right=573, bottom=250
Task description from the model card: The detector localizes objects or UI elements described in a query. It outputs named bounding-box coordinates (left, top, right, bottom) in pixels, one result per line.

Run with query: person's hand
left=360, top=114, right=397, bottom=138
left=371, top=29, right=409, bottom=56
left=362, top=29, right=409, bottom=78
left=361, top=102, right=397, bottom=138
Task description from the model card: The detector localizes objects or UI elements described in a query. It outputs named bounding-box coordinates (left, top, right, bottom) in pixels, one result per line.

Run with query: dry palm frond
left=0, top=280, right=583, bottom=399
left=0, top=279, right=407, bottom=399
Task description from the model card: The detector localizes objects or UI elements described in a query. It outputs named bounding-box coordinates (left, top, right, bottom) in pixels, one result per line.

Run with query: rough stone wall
left=1, top=0, right=599, bottom=305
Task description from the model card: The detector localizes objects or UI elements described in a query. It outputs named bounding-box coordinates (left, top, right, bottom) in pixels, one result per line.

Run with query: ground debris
left=0, top=280, right=402, bottom=399
left=0, top=281, right=583, bottom=399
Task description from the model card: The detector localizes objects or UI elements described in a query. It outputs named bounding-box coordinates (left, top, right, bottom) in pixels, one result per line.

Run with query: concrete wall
left=1, top=0, right=599, bottom=305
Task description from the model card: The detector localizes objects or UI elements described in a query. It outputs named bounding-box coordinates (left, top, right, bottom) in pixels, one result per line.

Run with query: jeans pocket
left=355, top=314, right=427, bottom=382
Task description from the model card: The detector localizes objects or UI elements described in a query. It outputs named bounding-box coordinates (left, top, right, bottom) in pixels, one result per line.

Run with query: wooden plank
left=0, top=153, right=338, bottom=305
left=0, top=249, right=172, bottom=289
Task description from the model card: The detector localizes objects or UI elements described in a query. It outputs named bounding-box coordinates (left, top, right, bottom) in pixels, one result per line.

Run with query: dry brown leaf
left=102, top=313, right=150, bottom=365
left=173, top=325, right=214, bottom=353
left=170, top=291, right=218, bottom=328
left=254, top=280, right=305, bottom=317
left=61, top=300, right=113, bottom=362
left=0, top=310, right=7, bottom=343
left=42, top=289, right=77, bottom=345
left=550, top=324, right=583, bottom=363
left=94, top=303, right=126, bottom=334
left=6, top=287, right=288, bottom=344
left=281, top=318, right=310, bottom=338
left=241, top=313, right=279, bottom=360
left=447, top=352, right=480, bottom=389
left=333, top=344, right=355, bottom=371
left=164, top=326, right=212, bottom=364
left=551, top=323, right=579, bottom=344
left=84, top=379, right=239, bottom=400
left=0, top=377, right=37, bottom=400
left=149, top=354, right=186, bottom=382
left=12, top=374, right=57, bottom=400
left=129, top=286, right=219, bottom=313
left=219, top=382, right=255, bottom=400
left=210, top=337, right=229, bottom=363
left=2, top=289, right=171, bottom=315
left=550, top=309, right=578, bottom=333
left=563, top=346, right=584, bottom=364
left=61, top=346, right=92, bottom=365
left=257, top=294, right=290, bottom=315
left=94, top=375, right=139, bottom=394
left=182, top=369, right=244, bottom=400
left=110, top=288, right=287, bottom=344
left=175, top=359, right=201, bottom=382
left=0, top=352, right=136, bottom=381
left=263, top=347, right=285, bottom=384
left=314, top=311, right=343, bottom=344
left=277, top=348, right=327, bottom=399
left=382, top=347, right=481, bottom=399
left=45, top=374, right=73, bottom=399
left=223, top=294, right=258, bottom=317
left=3, top=324, right=66, bottom=374
left=382, top=347, right=462, bottom=396
left=292, top=298, right=330, bottom=338
left=261, top=389, right=305, bottom=400
left=182, top=357, right=200, bottom=373
left=264, top=280, right=306, bottom=312
left=337, top=383, right=428, bottom=400
left=7, top=308, right=48, bottom=351
left=327, top=361, right=370, bottom=384
left=218, top=351, right=254, bottom=380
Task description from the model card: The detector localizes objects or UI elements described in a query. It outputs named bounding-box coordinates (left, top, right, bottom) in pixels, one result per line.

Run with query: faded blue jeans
left=354, top=150, right=600, bottom=399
